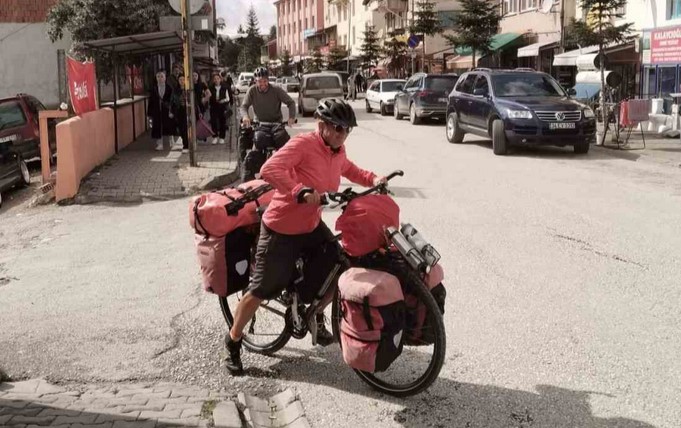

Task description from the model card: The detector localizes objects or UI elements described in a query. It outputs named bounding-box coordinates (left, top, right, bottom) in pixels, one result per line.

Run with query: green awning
left=455, top=33, right=523, bottom=56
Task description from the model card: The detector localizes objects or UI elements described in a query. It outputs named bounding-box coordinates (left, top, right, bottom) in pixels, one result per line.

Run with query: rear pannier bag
left=190, top=180, right=273, bottom=297
left=338, top=268, right=406, bottom=373
left=403, top=263, right=446, bottom=346
left=335, top=194, right=400, bottom=257
left=189, top=179, right=274, bottom=237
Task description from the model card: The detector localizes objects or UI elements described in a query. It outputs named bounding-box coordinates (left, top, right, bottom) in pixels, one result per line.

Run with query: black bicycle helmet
left=314, top=98, right=358, bottom=128
left=254, top=67, right=269, bottom=78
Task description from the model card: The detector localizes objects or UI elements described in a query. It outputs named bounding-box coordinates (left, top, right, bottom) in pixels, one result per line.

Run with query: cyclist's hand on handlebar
left=373, top=176, right=388, bottom=187
left=303, top=190, right=322, bottom=205
left=287, top=118, right=296, bottom=127
left=242, top=117, right=252, bottom=128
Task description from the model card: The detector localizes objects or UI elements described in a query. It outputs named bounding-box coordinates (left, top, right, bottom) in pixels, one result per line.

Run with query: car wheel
left=366, top=99, right=373, bottom=113
left=574, top=140, right=590, bottom=154
left=380, top=102, right=387, bottom=116
left=409, top=104, right=421, bottom=125
left=394, top=102, right=404, bottom=120
left=492, top=119, right=508, bottom=155
left=19, top=158, right=30, bottom=186
left=446, top=113, right=465, bottom=144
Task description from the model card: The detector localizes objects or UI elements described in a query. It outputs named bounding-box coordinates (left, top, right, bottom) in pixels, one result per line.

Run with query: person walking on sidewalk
left=193, top=72, right=211, bottom=144
left=224, top=98, right=386, bottom=375
left=209, top=73, right=231, bottom=145
left=148, top=70, right=176, bottom=151
left=346, top=74, right=357, bottom=101
left=172, top=75, right=199, bottom=154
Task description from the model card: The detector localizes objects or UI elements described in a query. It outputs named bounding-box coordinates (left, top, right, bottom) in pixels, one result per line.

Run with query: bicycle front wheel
left=332, top=269, right=446, bottom=397
left=219, top=291, right=291, bottom=355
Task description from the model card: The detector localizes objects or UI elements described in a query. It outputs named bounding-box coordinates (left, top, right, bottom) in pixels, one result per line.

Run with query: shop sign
left=651, top=26, right=681, bottom=64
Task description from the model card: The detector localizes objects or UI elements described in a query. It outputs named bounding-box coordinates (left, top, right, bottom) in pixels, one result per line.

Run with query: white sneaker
left=212, top=137, right=218, bottom=145
left=181, top=148, right=189, bottom=154
left=218, top=138, right=226, bottom=145
left=155, top=140, right=163, bottom=151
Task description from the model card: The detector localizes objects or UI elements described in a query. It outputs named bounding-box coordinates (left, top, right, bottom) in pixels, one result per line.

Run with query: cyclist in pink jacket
left=225, top=98, right=386, bottom=374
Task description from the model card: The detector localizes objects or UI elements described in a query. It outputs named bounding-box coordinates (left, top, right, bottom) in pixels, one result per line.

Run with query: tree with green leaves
left=46, top=0, right=172, bottom=79
left=218, top=36, right=241, bottom=69
left=236, top=6, right=266, bottom=72
left=382, top=36, right=408, bottom=78
left=410, top=0, right=442, bottom=72
left=327, top=46, right=348, bottom=70
left=280, top=50, right=293, bottom=76
left=360, top=25, right=382, bottom=69
left=444, top=0, right=500, bottom=68
left=269, top=25, right=277, bottom=41
left=565, top=0, right=634, bottom=144
left=305, top=48, right=325, bottom=73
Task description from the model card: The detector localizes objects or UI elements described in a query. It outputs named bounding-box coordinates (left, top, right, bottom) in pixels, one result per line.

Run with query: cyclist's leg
left=230, top=225, right=301, bottom=341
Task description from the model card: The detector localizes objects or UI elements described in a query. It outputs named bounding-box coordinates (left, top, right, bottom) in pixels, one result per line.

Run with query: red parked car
left=0, top=94, right=56, bottom=163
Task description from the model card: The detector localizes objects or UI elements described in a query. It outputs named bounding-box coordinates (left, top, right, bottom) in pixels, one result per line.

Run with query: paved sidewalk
left=594, top=131, right=681, bottom=167
left=73, top=121, right=239, bottom=204
left=0, top=379, right=310, bottom=427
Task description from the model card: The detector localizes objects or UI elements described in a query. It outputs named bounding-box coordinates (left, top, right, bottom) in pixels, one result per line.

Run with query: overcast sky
left=218, top=0, right=277, bottom=37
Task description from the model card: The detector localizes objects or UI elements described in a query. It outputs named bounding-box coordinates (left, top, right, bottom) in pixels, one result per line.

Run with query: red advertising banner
left=126, top=65, right=144, bottom=95
left=651, top=26, right=681, bottom=64
left=67, top=57, right=97, bottom=115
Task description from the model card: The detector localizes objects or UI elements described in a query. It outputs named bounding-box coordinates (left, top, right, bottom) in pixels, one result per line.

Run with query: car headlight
left=583, top=108, right=595, bottom=118
left=506, top=109, right=533, bottom=119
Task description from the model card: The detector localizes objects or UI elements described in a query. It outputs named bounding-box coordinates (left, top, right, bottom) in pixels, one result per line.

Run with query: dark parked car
left=277, top=76, right=300, bottom=92
left=0, top=94, right=56, bottom=162
left=0, top=141, right=31, bottom=208
left=445, top=69, right=596, bottom=155
left=394, top=73, right=458, bottom=124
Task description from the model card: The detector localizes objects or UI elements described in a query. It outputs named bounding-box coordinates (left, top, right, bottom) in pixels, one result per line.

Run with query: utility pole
left=347, top=0, right=352, bottom=73
left=181, top=0, right=198, bottom=167
left=559, top=0, right=566, bottom=53
left=410, top=0, right=415, bottom=75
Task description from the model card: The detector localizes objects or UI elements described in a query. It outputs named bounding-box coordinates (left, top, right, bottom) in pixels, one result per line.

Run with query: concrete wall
left=0, top=23, right=72, bottom=107
left=55, top=108, right=115, bottom=202
left=500, top=0, right=576, bottom=44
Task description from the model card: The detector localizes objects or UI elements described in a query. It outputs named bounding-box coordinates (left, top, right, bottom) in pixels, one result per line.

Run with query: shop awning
left=552, top=45, right=600, bottom=66
left=455, top=33, right=523, bottom=56
left=517, top=37, right=560, bottom=58
left=446, top=55, right=474, bottom=68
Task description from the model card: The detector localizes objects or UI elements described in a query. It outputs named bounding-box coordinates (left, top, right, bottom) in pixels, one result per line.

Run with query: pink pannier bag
left=338, top=268, right=406, bottom=373
left=189, top=179, right=273, bottom=237
left=403, top=263, right=446, bottom=346
left=335, top=194, right=400, bottom=257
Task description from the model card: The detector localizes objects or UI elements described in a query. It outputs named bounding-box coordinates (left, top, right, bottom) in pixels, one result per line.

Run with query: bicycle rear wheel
left=219, top=291, right=291, bottom=355
left=332, top=269, right=446, bottom=397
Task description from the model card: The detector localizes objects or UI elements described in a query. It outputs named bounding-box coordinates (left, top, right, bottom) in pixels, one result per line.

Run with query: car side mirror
left=473, top=88, right=489, bottom=97
left=567, top=88, right=577, bottom=96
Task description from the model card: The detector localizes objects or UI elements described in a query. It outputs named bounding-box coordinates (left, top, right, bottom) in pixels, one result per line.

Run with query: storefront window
left=643, top=67, right=656, bottom=98
left=658, top=66, right=676, bottom=97
left=670, top=0, right=681, bottom=19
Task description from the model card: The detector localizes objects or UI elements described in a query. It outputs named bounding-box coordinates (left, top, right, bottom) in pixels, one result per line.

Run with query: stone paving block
left=4, top=406, right=43, bottom=417
left=6, top=415, right=56, bottom=425
left=169, top=389, right=209, bottom=399
left=156, top=416, right=199, bottom=427
left=213, top=401, right=242, bottom=428
left=114, top=388, right=153, bottom=398
left=138, top=409, right=182, bottom=420
left=0, top=379, right=40, bottom=394
left=34, top=380, right=66, bottom=395
left=52, top=414, right=98, bottom=425
left=112, top=421, right=157, bottom=428
left=36, top=408, right=77, bottom=418
left=107, top=396, right=150, bottom=407
left=94, top=412, right=140, bottom=424
left=0, top=414, right=12, bottom=424
left=1, top=400, right=30, bottom=409
left=178, top=406, right=202, bottom=418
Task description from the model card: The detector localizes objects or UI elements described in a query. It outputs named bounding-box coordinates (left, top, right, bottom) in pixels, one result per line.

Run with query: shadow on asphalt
left=0, top=397, right=205, bottom=427
left=458, top=138, right=644, bottom=162
left=246, top=348, right=656, bottom=428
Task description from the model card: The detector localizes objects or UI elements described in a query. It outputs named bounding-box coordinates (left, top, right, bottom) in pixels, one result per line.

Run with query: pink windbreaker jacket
left=261, top=131, right=376, bottom=235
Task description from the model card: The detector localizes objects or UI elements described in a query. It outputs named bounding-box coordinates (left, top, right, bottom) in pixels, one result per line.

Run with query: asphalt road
left=1, top=96, right=680, bottom=427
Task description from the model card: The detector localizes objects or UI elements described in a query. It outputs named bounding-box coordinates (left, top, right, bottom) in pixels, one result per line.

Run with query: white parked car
left=365, top=79, right=406, bottom=116
left=298, top=73, right=344, bottom=116
left=234, top=72, right=254, bottom=95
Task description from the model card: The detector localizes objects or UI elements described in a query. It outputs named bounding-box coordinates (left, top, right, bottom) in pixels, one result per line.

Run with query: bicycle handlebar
left=320, top=170, right=404, bottom=206
left=225, top=183, right=273, bottom=216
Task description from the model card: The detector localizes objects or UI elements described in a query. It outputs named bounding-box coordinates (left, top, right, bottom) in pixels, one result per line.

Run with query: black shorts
left=248, top=221, right=334, bottom=300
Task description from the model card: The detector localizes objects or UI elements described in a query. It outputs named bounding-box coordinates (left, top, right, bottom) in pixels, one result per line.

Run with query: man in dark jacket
left=147, top=70, right=176, bottom=151
left=209, top=73, right=231, bottom=145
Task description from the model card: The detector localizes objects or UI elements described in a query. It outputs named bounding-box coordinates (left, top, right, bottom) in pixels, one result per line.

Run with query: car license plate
left=438, top=97, right=447, bottom=102
left=549, top=122, right=576, bottom=129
